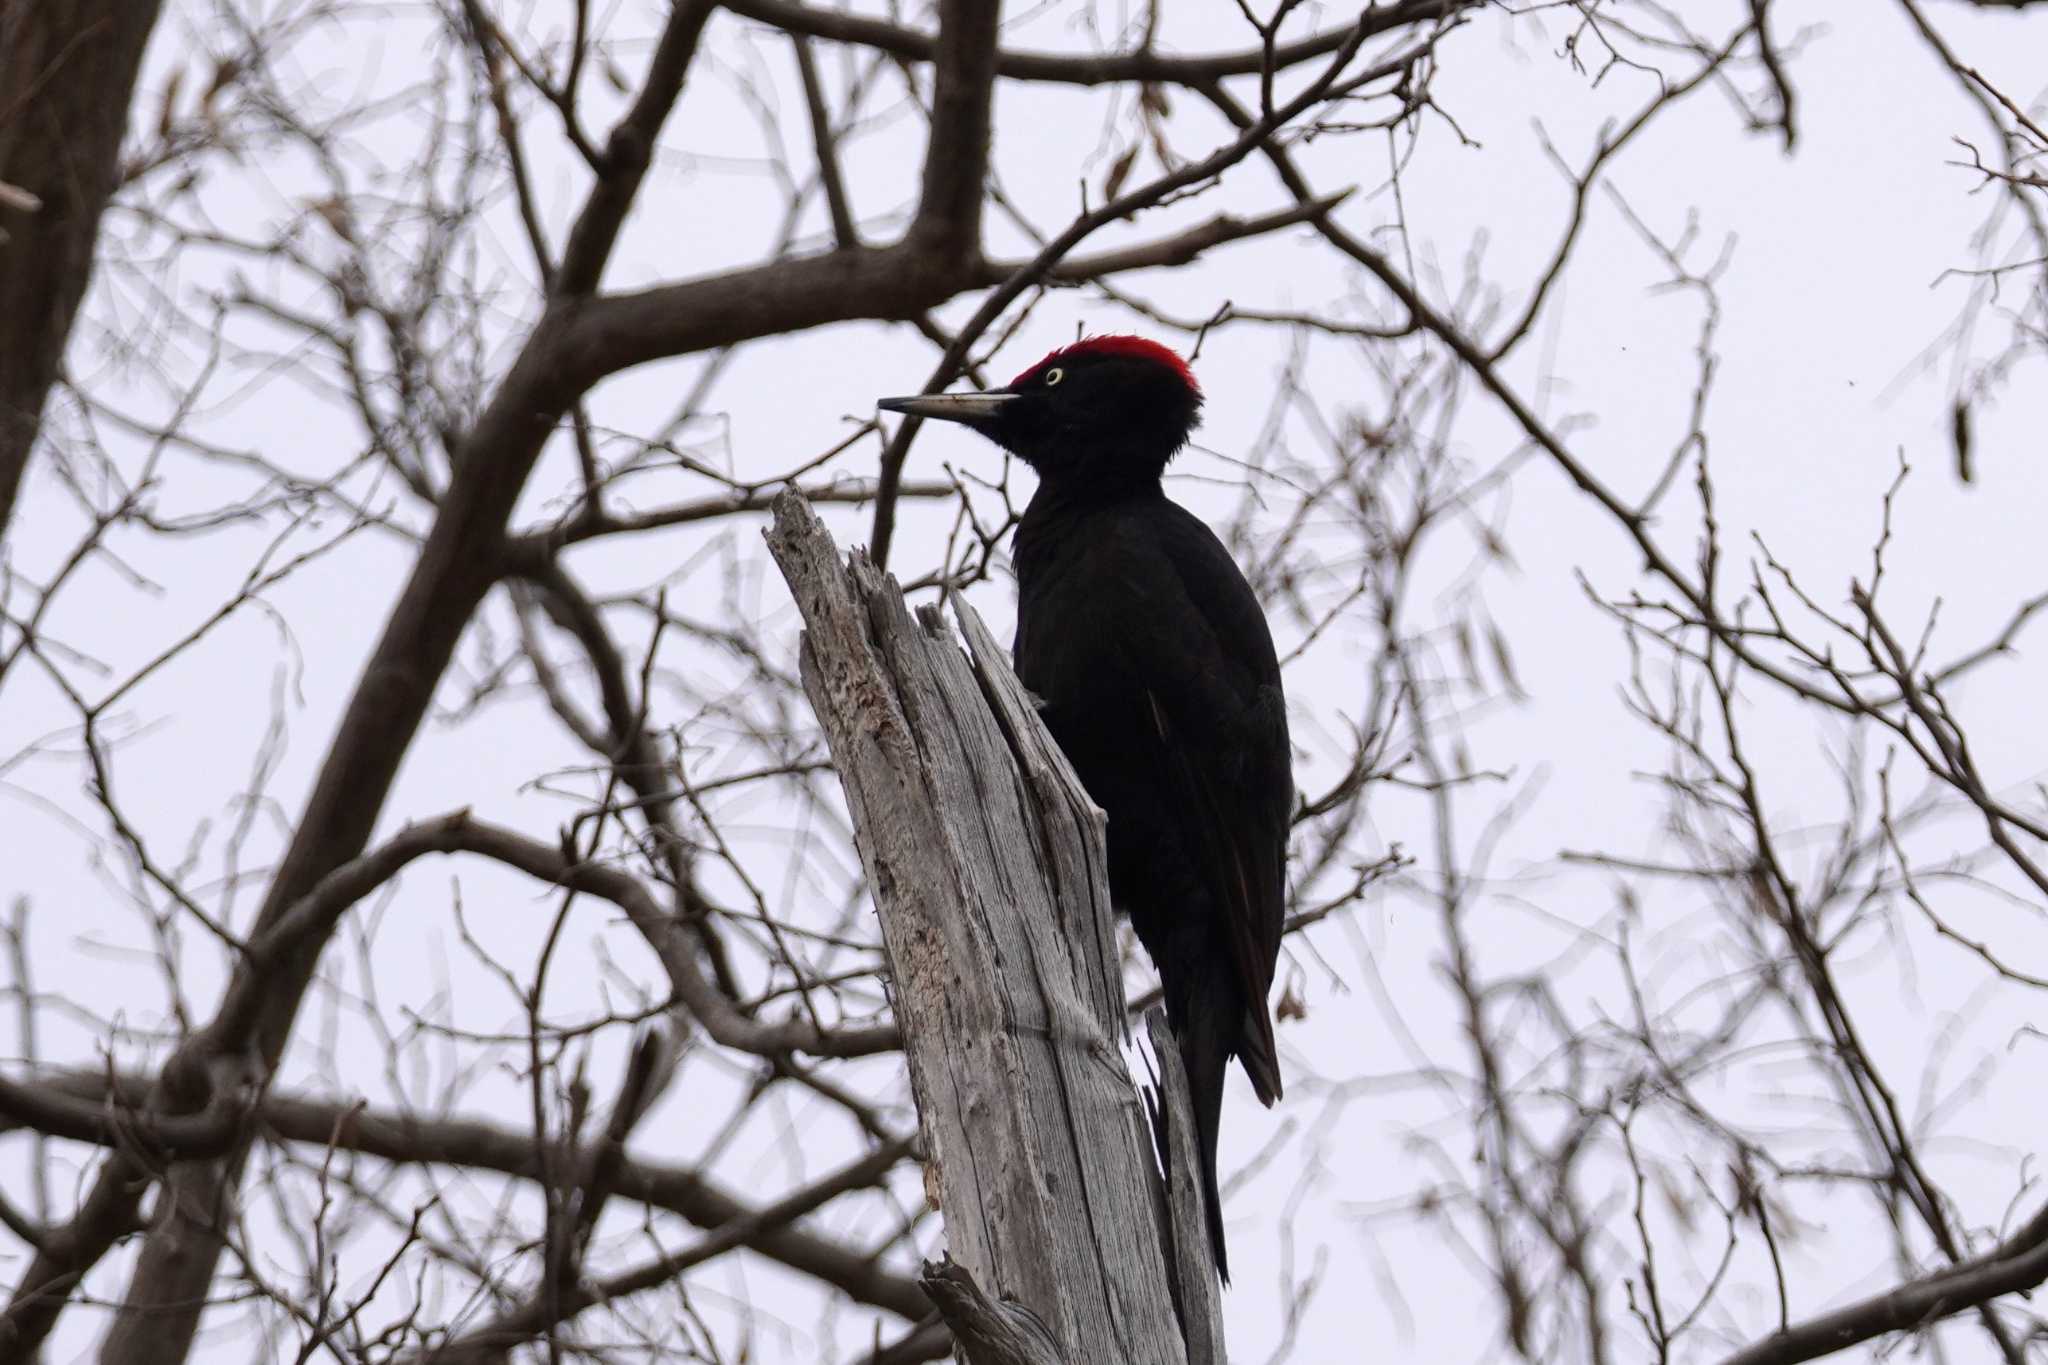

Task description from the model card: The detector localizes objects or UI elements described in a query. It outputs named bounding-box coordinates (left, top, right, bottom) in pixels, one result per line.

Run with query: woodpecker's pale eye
left=1043, top=367, right=1065, bottom=387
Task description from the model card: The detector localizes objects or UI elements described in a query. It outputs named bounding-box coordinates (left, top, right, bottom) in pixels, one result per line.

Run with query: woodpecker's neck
left=1023, top=464, right=1163, bottom=516
left=1017, top=436, right=1171, bottom=499
left=1014, top=474, right=1163, bottom=579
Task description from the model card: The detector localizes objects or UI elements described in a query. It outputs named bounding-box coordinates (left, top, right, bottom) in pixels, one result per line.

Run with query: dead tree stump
left=766, top=490, right=1224, bottom=1364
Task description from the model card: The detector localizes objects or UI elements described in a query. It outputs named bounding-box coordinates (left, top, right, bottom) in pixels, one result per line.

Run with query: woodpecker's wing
left=1145, top=504, right=1291, bottom=1105
left=1139, top=678, right=1289, bottom=1106
left=1017, top=498, right=1291, bottom=1102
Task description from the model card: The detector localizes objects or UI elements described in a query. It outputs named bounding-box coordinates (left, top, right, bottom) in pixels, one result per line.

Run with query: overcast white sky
left=8, top=2, right=2048, bottom=1362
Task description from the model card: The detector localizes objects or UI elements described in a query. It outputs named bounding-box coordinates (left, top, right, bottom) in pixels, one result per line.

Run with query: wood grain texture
left=766, top=489, right=1223, bottom=1364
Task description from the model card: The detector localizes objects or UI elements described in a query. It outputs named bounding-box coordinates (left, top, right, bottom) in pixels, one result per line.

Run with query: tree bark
left=765, top=491, right=1224, bottom=1364
left=0, top=0, right=165, bottom=543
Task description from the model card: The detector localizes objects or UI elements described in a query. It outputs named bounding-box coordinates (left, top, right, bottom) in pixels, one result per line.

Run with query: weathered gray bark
left=0, top=0, right=164, bottom=543
left=765, top=490, right=1225, bottom=1364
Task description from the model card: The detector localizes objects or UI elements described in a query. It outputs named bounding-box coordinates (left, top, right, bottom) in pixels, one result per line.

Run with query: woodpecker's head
left=879, top=335, right=1203, bottom=486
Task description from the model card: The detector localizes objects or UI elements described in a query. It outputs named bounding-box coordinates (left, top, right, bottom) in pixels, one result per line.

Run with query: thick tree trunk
left=0, top=0, right=164, bottom=543
left=765, top=491, right=1225, bottom=1364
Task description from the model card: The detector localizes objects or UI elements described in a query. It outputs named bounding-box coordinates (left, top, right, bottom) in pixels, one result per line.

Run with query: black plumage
left=879, top=335, right=1290, bottom=1281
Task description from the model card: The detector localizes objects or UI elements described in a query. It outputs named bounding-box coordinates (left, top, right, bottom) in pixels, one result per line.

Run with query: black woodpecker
left=880, top=335, right=1290, bottom=1281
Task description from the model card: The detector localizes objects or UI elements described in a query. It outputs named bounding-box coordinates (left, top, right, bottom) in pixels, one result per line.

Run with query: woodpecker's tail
left=1178, top=1002, right=1234, bottom=1284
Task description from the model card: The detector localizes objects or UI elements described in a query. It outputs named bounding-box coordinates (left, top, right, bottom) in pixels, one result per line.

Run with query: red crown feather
left=1009, top=334, right=1201, bottom=396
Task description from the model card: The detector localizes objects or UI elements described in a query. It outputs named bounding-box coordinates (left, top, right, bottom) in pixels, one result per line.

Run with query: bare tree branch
left=0, top=0, right=166, bottom=538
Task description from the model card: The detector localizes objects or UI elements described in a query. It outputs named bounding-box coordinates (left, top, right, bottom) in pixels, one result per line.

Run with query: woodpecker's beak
left=877, top=391, right=1019, bottom=424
